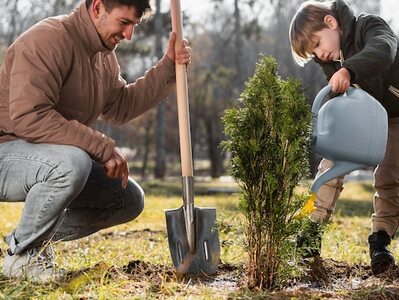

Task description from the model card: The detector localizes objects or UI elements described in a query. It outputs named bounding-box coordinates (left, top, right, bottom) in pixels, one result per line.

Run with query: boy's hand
left=329, top=67, right=351, bottom=93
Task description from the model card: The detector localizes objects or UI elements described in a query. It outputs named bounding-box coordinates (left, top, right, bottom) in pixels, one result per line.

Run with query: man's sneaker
left=297, top=220, right=323, bottom=258
left=2, top=244, right=64, bottom=282
left=368, top=231, right=395, bottom=275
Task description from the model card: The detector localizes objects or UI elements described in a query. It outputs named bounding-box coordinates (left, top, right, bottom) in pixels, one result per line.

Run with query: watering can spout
left=310, top=161, right=366, bottom=193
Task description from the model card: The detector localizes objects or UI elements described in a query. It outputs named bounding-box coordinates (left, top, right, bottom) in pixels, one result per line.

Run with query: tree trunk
left=7, top=0, right=19, bottom=46
left=205, top=117, right=223, bottom=178
left=234, top=0, right=244, bottom=87
left=141, top=118, right=153, bottom=180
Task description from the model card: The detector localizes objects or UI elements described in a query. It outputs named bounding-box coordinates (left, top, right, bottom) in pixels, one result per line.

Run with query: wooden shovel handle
left=170, top=0, right=193, bottom=177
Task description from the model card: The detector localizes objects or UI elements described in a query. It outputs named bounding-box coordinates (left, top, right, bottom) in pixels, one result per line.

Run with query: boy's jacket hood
left=335, top=0, right=356, bottom=55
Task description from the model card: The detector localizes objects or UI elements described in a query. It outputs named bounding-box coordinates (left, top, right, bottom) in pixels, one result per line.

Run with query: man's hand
left=166, top=32, right=191, bottom=65
left=329, top=67, right=351, bottom=93
left=104, top=148, right=129, bottom=189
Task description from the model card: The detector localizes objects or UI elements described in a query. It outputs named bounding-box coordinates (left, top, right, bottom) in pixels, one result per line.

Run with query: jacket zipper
left=389, top=85, right=399, bottom=99
left=102, top=54, right=107, bottom=70
left=334, top=50, right=345, bottom=67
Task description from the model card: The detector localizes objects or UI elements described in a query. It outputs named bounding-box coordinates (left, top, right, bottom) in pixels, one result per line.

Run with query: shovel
left=165, top=0, right=220, bottom=275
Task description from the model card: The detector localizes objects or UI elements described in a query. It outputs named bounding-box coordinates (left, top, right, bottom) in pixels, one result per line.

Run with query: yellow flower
left=294, top=193, right=316, bottom=219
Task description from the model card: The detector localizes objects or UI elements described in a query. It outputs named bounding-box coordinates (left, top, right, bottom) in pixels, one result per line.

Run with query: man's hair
left=289, top=1, right=339, bottom=66
left=86, top=0, right=152, bottom=18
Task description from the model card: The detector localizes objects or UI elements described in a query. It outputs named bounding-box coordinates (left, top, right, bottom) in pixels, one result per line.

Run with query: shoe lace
left=28, top=245, right=55, bottom=271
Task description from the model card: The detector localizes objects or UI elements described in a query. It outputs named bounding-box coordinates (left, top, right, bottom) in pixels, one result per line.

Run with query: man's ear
left=324, top=15, right=339, bottom=29
left=90, top=0, right=104, bottom=19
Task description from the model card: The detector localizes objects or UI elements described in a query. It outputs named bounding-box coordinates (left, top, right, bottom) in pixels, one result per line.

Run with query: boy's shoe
left=2, top=244, right=64, bottom=282
left=296, top=221, right=323, bottom=258
left=368, top=231, right=395, bottom=275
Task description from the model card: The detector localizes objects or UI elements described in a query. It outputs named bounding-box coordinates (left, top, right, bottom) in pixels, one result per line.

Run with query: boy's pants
left=0, top=140, right=144, bottom=255
left=312, top=118, right=399, bottom=238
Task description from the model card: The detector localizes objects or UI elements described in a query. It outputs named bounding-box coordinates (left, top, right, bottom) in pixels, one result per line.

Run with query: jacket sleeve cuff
left=343, top=64, right=356, bottom=82
left=98, top=136, right=115, bottom=164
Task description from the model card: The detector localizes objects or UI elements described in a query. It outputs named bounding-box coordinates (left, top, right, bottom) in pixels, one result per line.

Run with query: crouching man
left=0, top=0, right=191, bottom=281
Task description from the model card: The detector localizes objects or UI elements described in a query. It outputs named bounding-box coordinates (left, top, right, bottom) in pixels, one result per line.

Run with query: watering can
left=310, top=85, right=388, bottom=193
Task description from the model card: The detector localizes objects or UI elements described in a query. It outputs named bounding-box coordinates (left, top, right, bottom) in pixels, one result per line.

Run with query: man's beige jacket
left=0, top=2, right=176, bottom=163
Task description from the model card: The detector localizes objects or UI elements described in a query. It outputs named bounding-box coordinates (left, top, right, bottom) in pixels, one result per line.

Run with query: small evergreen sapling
left=222, top=55, right=312, bottom=289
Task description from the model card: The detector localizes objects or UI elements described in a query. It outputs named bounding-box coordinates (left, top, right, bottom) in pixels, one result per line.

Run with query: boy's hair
left=85, top=0, right=152, bottom=18
left=289, top=1, right=339, bottom=66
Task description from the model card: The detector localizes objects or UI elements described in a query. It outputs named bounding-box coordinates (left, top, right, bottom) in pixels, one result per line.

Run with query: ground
left=1, top=179, right=399, bottom=299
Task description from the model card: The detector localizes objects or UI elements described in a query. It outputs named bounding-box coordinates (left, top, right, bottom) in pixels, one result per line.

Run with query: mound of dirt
left=284, top=258, right=399, bottom=299
left=121, top=260, right=241, bottom=293
left=123, top=260, right=175, bottom=279
left=306, top=257, right=372, bottom=286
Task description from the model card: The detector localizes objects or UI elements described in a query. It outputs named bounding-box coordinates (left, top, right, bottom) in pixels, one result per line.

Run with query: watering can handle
left=311, top=84, right=356, bottom=115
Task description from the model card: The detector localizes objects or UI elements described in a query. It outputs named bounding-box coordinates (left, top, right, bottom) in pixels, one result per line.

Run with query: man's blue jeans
left=0, top=140, right=144, bottom=254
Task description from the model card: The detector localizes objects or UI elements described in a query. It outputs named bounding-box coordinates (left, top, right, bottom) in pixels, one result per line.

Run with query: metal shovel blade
left=165, top=206, right=220, bottom=274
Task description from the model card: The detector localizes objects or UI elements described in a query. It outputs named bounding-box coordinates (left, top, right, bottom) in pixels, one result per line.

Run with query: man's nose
left=123, top=24, right=134, bottom=40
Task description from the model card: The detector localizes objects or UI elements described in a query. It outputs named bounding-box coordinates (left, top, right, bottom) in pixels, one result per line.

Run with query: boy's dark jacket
left=315, top=0, right=399, bottom=118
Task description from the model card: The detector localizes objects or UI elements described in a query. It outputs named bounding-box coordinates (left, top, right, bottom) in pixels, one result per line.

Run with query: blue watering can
left=310, top=85, right=388, bottom=193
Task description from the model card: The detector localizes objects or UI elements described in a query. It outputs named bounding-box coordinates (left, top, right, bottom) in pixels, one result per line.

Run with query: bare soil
left=61, top=229, right=399, bottom=299
left=117, top=257, right=399, bottom=299
left=290, top=257, right=399, bottom=299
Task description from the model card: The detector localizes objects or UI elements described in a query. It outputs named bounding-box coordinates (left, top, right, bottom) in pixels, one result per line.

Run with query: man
left=0, top=0, right=191, bottom=281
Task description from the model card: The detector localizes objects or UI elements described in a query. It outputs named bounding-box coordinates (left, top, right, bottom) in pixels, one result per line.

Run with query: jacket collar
left=334, top=0, right=356, bottom=56
left=72, top=2, right=112, bottom=56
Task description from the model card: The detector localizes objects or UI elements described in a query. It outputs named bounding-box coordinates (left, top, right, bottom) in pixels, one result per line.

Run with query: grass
left=0, top=178, right=397, bottom=299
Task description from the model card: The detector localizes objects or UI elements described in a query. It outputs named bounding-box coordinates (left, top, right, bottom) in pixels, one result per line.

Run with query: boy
left=289, top=0, right=399, bottom=275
